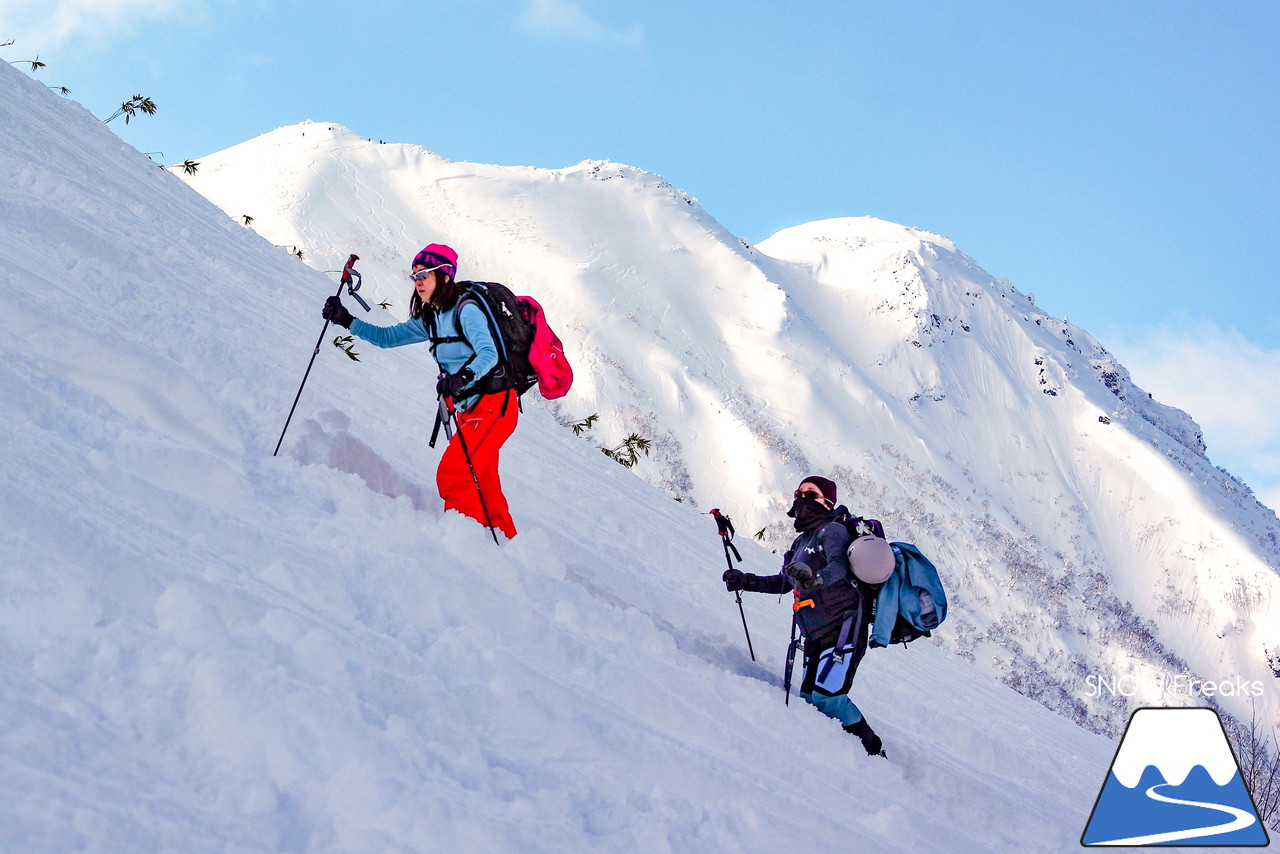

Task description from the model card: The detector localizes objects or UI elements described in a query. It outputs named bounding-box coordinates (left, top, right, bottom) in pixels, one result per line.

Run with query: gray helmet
left=848, top=536, right=895, bottom=584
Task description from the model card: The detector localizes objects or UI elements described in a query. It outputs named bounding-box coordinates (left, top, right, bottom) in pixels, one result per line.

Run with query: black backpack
left=833, top=510, right=885, bottom=542
left=429, top=281, right=538, bottom=396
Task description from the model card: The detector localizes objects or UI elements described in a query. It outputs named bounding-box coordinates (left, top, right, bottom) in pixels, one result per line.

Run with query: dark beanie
left=799, top=476, right=837, bottom=504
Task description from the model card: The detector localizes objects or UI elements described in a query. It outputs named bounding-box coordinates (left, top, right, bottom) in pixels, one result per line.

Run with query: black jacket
left=754, top=507, right=870, bottom=646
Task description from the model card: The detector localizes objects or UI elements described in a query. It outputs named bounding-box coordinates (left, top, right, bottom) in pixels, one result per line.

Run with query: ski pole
left=443, top=393, right=501, bottom=546
left=274, top=254, right=362, bottom=456
left=710, top=508, right=755, bottom=661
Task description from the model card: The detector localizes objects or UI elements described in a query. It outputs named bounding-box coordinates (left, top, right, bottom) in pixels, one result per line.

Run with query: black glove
left=783, top=560, right=822, bottom=590
left=323, top=295, right=353, bottom=329
left=437, top=367, right=475, bottom=398
left=722, top=569, right=759, bottom=592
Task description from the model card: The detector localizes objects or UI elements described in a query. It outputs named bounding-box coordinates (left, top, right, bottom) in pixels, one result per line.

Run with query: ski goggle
left=794, top=487, right=828, bottom=502
left=409, top=263, right=449, bottom=282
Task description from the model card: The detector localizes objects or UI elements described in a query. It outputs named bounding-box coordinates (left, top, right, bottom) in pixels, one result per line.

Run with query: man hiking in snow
left=322, top=244, right=520, bottom=539
left=723, top=476, right=885, bottom=756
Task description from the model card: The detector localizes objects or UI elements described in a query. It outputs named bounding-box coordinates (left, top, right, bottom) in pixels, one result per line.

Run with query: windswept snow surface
left=181, top=120, right=1280, bottom=740
left=0, top=61, right=1125, bottom=853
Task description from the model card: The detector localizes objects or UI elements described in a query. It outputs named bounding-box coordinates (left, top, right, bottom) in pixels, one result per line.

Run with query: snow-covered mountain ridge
left=181, top=120, right=1280, bottom=740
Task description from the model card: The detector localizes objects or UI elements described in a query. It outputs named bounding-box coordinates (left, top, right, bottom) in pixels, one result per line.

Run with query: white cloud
left=520, top=0, right=641, bottom=46
left=0, top=0, right=188, bottom=48
left=1109, top=322, right=1280, bottom=512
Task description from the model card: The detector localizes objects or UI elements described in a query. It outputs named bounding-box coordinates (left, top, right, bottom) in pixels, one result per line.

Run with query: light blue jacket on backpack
left=871, top=543, right=947, bottom=647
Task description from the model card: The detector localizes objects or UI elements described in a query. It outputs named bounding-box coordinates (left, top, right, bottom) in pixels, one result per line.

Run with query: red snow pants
left=437, top=390, right=519, bottom=539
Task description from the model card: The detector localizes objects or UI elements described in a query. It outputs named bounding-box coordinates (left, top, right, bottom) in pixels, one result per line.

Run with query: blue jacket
left=871, top=543, right=947, bottom=647
left=349, top=300, right=498, bottom=410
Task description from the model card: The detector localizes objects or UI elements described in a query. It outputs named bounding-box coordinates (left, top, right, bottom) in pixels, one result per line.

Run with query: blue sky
left=5, top=0, right=1279, bottom=508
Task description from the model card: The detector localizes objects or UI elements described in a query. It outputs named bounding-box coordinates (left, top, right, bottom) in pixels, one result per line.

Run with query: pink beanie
left=412, top=243, right=458, bottom=280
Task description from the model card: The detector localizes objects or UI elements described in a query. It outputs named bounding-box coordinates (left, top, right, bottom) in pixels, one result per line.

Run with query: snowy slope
left=180, top=120, right=1280, bottom=741
left=0, top=60, right=1136, bottom=853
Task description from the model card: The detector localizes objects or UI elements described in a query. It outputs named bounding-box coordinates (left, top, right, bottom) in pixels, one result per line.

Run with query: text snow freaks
left=1084, top=671, right=1266, bottom=701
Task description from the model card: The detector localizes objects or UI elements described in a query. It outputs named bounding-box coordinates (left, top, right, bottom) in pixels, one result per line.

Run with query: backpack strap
left=817, top=594, right=863, bottom=683
left=425, top=287, right=485, bottom=343
left=433, top=288, right=516, bottom=395
left=455, top=287, right=511, bottom=364
left=425, top=294, right=488, bottom=385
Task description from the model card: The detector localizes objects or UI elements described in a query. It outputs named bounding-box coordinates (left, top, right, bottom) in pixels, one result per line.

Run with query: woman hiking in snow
left=322, top=244, right=520, bottom=540
left=723, top=476, right=884, bottom=756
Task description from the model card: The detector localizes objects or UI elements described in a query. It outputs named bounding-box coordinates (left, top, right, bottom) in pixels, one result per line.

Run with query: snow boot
left=844, top=717, right=886, bottom=758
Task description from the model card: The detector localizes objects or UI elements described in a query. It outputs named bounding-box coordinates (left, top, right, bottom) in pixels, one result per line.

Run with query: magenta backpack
left=519, top=295, right=573, bottom=399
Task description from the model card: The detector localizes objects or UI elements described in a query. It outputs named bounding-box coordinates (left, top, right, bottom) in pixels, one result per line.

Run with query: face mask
left=789, top=496, right=829, bottom=530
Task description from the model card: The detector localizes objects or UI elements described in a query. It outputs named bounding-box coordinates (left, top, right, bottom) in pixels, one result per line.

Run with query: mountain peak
left=762, top=215, right=957, bottom=255
left=244, top=120, right=371, bottom=151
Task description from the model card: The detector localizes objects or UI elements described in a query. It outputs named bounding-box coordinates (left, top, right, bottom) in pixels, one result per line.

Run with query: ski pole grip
left=341, top=253, right=359, bottom=285
left=340, top=254, right=370, bottom=311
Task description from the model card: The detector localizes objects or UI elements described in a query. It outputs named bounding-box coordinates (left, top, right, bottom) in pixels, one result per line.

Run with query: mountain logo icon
left=1081, top=707, right=1271, bottom=847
